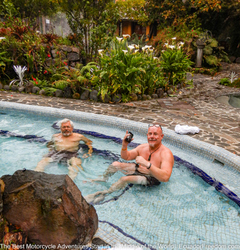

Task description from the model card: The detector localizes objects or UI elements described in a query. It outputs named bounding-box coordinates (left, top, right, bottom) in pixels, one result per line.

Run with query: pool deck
left=1, top=63, right=240, bottom=156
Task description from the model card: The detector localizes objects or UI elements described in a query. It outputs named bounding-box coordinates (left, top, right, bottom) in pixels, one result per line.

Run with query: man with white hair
left=35, top=118, right=92, bottom=180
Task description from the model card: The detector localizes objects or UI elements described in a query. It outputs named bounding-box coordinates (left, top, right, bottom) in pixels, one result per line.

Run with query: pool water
left=1, top=108, right=240, bottom=248
left=228, top=94, right=240, bottom=108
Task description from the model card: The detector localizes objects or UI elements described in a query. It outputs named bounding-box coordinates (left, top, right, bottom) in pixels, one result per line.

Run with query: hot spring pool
left=1, top=102, right=240, bottom=249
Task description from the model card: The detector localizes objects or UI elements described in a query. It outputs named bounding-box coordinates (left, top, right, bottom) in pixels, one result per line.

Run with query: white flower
left=116, top=37, right=123, bottom=42
left=169, top=45, right=175, bottom=49
left=144, top=45, right=152, bottom=49
left=0, top=37, right=6, bottom=40
left=153, top=57, right=158, bottom=60
left=98, top=49, right=104, bottom=55
left=123, top=34, right=130, bottom=38
left=142, top=46, right=147, bottom=52
left=122, top=50, right=128, bottom=54
left=172, top=37, right=177, bottom=40
left=164, top=43, right=169, bottom=48
left=179, top=41, right=184, bottom=46
left=128, top=45, right=135, bottom=51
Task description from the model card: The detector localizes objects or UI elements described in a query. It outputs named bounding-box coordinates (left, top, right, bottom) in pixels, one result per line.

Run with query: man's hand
left=122, top=130, right=133, bottom=148
left=136, top=165, right=150, bottom=175
left=136, top=156, right=149, bottom=168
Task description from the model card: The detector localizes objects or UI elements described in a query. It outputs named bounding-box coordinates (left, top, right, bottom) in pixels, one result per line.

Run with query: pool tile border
left=1, top=101, right=240, bottom=172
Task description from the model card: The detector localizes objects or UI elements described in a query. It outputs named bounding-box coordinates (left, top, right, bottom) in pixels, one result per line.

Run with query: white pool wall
left=1, top=101, right=240, bottom=172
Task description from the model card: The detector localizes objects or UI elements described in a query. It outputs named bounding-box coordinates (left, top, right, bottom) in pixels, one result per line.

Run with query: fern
left=53, top=80, right=69, bottom=90
left=42, top=87, right=58, bottom=96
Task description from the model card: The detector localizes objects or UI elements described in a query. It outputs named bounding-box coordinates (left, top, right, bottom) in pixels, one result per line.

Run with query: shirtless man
left=85, top=123, right=174, bottom=204
left=35, top=118, right=93, bottom=180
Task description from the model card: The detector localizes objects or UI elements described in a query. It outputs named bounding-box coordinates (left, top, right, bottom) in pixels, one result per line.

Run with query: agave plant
left=10, top=65, right=29, bottom=86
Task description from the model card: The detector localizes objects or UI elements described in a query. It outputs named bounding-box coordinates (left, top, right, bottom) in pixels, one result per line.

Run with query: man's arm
left=135, top=150, right=174, bottom=182
left=80, top=135, right=93, bottom=156
left=148, top=150, right=174, bottom=182
left=120, top=131, right=140, bottom=160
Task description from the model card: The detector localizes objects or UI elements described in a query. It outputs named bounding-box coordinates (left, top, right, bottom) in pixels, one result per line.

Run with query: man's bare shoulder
left=53, top=133, right=61, bottom=139
left=160, top=145, right=174, bottom=160
left=72, top=133, right=84, bottom=139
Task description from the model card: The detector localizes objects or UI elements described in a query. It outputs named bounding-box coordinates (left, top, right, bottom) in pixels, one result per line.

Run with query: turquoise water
left=1, top=108, right=240, bottom=248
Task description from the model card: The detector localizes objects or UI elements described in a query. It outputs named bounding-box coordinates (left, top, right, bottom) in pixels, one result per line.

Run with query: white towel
left=175, top=124, right=200, bottom=134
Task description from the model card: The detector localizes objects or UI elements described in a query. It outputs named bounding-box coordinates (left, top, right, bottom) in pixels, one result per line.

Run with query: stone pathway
left=0, top=63, right=240, bottom=156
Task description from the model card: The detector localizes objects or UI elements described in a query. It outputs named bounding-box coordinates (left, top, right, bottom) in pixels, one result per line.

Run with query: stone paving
left=0, top=63, right=240, bottom=156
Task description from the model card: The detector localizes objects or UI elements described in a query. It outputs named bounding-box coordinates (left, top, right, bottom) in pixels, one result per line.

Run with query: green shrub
left=218, top=78, right=231, bottom=86
left=86, top=38, right=167, bottom=102
left=160, top=39, right=193, bottom=85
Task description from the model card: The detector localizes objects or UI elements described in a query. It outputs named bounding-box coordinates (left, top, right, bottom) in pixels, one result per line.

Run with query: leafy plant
left=83, top=38, right=168, bottom=102
left=218, top=78, right=231, bottom=86
left=51, top=67, right=84, bottom=93
left=160, top=39, right=193, bottom=85
left=0, top=50, right=12, bottom=80
left=0, top=16, right=48, bottom=76
left=42, top=87, right=59, bottom=96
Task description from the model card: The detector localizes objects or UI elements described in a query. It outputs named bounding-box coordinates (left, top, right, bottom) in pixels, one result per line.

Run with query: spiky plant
left=9, top=65, right=30, bottom=86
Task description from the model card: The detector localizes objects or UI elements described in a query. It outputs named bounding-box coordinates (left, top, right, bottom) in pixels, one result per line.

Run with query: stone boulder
left=1, top=170, right=98, bottom=245
left=3, top=85, right=10, bottom=91
left=25, top=81, right=34, bottom=93
left=99, top=94, right=111, bottom=103
left=32, top=86, right=41, bottom=94
left=112, top=94, right=122, bottom=103
left=10, top=85, right=18, bottom=92
left=89, top=90, right=98, bottom=102
left=63, top=86, right=73, bottom=98
left=80, top=90, right=90, bottom=100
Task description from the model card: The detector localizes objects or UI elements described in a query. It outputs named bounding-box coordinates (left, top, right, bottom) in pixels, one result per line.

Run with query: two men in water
left=35, top=118, right=93, bottom=180
left=85, top=123, right=174, bottom=204
left=36, top=119, right=174, bottom=200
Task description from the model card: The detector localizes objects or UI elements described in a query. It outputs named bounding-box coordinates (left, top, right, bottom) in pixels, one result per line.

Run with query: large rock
left=80, top=90, right=90, bottom=100
left=63, top=86, right=73, bottom=98
left=89, top=90, right=98, bottom=101
left=68, top=52, right=80, bottom=61
left=1, top=170, right=98, bottom=245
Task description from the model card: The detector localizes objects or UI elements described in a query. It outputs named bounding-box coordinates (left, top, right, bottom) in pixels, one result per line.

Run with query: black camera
left=125, top=132, right=133, bottom=143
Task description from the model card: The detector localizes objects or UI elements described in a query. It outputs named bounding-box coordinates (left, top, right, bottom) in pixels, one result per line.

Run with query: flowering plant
left=9, top=65, right=30, bottom=86
left=87, top=38, right=167, bottom=102
left=160, top=38, right=193, bottom=85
